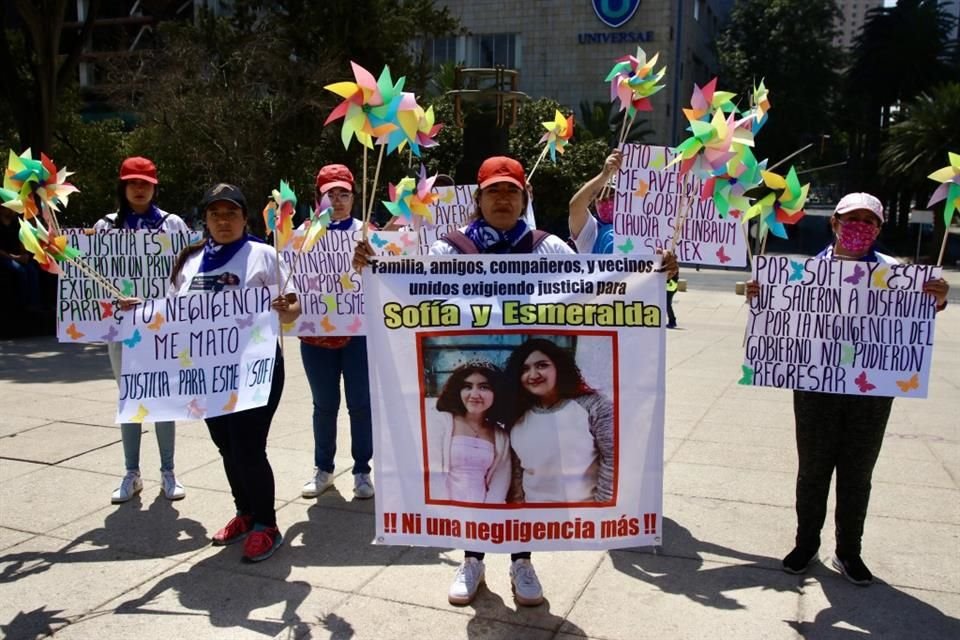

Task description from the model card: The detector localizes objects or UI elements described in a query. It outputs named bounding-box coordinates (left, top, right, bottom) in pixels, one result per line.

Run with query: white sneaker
left=111, top=471, right=143, bottom=504
left=509, top=558, right=544, bottom=606
left=353, top=473, right=375, bottom=499
left=161, top=471, right=185, bottom=500
left=301, top=469, right=334, bottom=498
left=448, top=558, right=485, bottom=605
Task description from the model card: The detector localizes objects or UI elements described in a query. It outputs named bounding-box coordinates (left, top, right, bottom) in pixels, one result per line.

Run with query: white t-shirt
left=93, top=209, right=190, bottom=234
left=169, top=241, right=296, bottom=296
left=571, top=214, right=599, bottom=254
left=428, top=227, right=574, bottom=256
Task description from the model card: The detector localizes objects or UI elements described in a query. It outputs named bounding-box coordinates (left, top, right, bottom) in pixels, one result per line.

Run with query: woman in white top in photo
left=168, top=183, right=300, bottom=563
left=504, top=338, right=614, bottom=504
left=97, top=156, right=189, bottom=504
left=428, top=360, right=512, bottom=504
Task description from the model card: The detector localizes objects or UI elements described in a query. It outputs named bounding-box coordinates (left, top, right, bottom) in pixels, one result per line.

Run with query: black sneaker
left=782, top=547, right=818, bottom=574
left=832, top=554, right=873, bottom=585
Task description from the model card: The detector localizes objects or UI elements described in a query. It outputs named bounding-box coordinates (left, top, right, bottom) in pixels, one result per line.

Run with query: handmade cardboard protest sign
left=743, top=256, right=941, bottom=397
left=280, top=228, right=418, bottom=336
left=115, top=288, right=278, bottom=423
left=364, top=254, right=666, bottom=551
left=413, top=185, right=475, bottom=253
left=613, top=144, right=747, bottom=266
left=57, top=229, right=200, bottom=343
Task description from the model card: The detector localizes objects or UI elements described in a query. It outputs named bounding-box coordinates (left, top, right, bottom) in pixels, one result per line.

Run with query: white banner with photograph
left=613, top=144, right=747, bottom=267
left=743, top=256, right=940, bottom=397
left=115, top=288, right=278, bottom=423
left=57, top=229, right=200, bottom=343
left=364, top=254, right=666, bottom=551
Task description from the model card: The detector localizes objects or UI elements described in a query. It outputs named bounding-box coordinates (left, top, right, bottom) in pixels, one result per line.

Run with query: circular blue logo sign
left=592, top=0, right=641, bottom=29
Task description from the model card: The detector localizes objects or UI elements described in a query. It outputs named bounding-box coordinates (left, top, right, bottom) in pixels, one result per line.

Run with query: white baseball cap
left=835, top=192, right=883, bottom=223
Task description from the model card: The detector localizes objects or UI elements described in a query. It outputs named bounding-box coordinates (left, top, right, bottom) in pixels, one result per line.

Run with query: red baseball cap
left=477, top=156, right=525, bottom=190
left=119, top=157, right=158, bottom=184
left=315, top=164, right=355, bottom=194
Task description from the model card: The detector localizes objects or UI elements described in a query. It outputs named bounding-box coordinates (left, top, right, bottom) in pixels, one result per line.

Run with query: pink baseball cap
left=835, top=192, right=883, bottom=223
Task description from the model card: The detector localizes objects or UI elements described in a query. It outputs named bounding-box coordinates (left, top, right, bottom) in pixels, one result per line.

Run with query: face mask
left=596, top=199, right=614, bottom=224
left=837, top=220, right=878, bottom=254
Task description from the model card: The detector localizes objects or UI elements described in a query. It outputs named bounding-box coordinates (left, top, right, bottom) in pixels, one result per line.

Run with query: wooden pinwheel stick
left=64, top=254, right=125, bottom=298
left=767, top=143, right=813, bottom=172
left=668, top=173, right=695, bottom=252
left=364, top=144, right=387, bottom=241
left=937, top=212, right=956, bottom=267
left=741, top=220, right=753, bottom=265
left=362, top=148, right=369, bottom=239
left=526, top=145, right=552, bottom=183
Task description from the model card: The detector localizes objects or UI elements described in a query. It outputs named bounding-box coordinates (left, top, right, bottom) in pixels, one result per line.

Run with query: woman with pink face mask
left=568, top=150, right=622, bottom=254
left=747, top=192, right=949, bottom=586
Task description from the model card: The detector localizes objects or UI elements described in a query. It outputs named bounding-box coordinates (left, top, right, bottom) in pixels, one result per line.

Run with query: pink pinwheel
left=682, top=78, right=737, bottom=124
left=383, top=165, right=439, bottom=223
left=927, top=152, right=960, bottom=226
left=412, top=105, right=442, bottom=153
left=35, top=153, right=78, bottom=212
left=702, top=146, right=766, bottom=218
left=324, top=62, right=397, bottom=150
left=302, top=194, right=333, bottom=252
left=668, top=109, right=738, bottom=177
left=605, top=48, right=667, bottom=119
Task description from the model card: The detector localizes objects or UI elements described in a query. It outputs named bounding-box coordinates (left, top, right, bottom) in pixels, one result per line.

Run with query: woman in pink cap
left=299, top=164, right=375, bottom=502
left=95, top=157, right=190, bottom=505
left=747, top=192, right=949, bottom=585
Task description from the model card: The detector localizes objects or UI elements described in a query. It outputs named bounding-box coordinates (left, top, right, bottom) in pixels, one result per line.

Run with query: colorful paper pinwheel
left=702, top=146, right=767, bottom=218
left=3, top=149, right=46, bottom=219
left=927, top=152, right=960, bottom=226
left=324, top=62, right=398, bottom=150
left=539, top=110, right=575, bottom=161
left=18, top=217, right=81, bottom=275
left=302, top=195, right=333, bottom=252
left=741, top=167, right=810, bottom=239
left=263, top=180, right=297, bottom=250
left=383, top=165, right=438, bottom=223
left=682, top=78, right=737, bottom=124
left=605, top=48, right=667, bottom=119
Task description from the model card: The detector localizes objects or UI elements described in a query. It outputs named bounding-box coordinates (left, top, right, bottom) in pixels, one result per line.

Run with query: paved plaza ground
left=1, top=266, right=958, bottom=639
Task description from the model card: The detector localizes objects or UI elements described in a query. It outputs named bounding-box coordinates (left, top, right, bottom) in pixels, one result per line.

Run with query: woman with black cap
left=169, top=183, right=300, bottom=562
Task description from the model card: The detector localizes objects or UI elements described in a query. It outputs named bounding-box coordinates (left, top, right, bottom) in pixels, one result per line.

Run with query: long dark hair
left=504, top=338, right=593, bottom=426
left=114, top=180, right=159, bottom=228
left=435, top=361, right=504, bottom=426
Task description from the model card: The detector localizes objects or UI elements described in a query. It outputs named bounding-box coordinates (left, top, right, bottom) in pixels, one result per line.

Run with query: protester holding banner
left=428, top=360, right=512, bottom=503
left=568, top=150, right=622, bottom=254
left=299, top=164, right=375, bottom=501
left=746, top=192, right=949, bottom=585
left=97, top=156, right=188, bottom=504
left=504, top=338, right=615, bottom=503
left=169, top=183, right=300, bottom=562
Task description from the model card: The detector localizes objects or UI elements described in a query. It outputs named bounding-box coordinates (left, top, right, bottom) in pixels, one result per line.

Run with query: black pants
left=792, top=390, right=893, bottom=557
left=465, top=551, right=531, bottom=562
left=205, top=350, right=285, bottom=528
left=666, top=290, right=677, bottom=325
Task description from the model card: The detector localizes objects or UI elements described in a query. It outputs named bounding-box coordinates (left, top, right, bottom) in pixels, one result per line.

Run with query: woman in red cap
left=747, top=192, right=949, bottom=585
left=299, top=164, right=376, bottom=501
left=95, top=157, right=190, bottom=505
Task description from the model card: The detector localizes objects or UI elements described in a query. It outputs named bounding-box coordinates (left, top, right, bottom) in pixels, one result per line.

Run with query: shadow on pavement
left=609, top=518, right=796, bottom=611
left=0, top=337, right=111, bottom=384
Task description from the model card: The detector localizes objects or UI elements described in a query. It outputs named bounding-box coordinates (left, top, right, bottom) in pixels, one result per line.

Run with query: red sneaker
left=212, top=515, right=253, bottom=546
left=243, top=526, right=283, bottom=562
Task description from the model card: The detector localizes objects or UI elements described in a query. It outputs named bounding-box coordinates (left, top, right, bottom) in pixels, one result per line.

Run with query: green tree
left=0, top=0, right=102, bottom=152
left=879, top=83, right=960, bottom=259
left=844, top=0, right=958, bottom=236
left=718, top=0, right=842, bottom=165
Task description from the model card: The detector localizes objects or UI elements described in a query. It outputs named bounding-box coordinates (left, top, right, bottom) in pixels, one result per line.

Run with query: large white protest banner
left=115, top=288, right=278, bottom=423
left=364, top=254, right=666, bottom=551
left=280, top=228, right=419, bottom=336
left=57, top=229, right=200, bottom=343
left=613, top=144, right=747, bottom=267
left=743, top=256, right=941, bottom=397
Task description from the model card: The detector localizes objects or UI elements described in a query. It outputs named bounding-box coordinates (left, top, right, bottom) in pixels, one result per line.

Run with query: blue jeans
left=300, top=338, right=373, bottom=474
left=107, top=342, right=176, bottom=472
